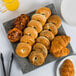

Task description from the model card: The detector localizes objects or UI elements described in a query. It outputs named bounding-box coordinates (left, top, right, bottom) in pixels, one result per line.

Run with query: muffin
left=14, top=14, right=29, bottom=30
left=7, top=28, right=22, bottom=42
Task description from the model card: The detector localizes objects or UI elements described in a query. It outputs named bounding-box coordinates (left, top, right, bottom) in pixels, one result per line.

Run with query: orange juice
left=3, top=0, right=19, bottom=11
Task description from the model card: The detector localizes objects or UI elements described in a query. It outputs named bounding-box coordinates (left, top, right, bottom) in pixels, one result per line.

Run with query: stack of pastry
left=28, top=7, right=52, bottom=66
left=44, top=15, right=70, bottom=58
left=16, top=7, right=51, bottom=58
left=11, top=7, right=70, bottom=66
left=7, top=14, right=29, bottom=42
left=29, top=11, right=64, bottom=66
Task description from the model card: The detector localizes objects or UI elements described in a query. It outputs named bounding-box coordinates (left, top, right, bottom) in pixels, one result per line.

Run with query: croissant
left=50, top=35, right=70, bottom=57
left=52, top=48, right=70, bottom=57
left=60, top=59, right=75, bottom=76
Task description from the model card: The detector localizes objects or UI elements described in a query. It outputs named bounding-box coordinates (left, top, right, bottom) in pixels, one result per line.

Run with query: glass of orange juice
left=0, top=0, right=19, bottom=13
left=3, top=0, right=19, bottom=11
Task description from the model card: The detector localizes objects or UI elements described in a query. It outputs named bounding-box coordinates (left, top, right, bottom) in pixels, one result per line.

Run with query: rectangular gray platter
left=3, top=4, right=73, bottom=74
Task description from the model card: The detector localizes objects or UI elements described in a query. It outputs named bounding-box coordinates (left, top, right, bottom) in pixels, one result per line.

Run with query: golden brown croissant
left=50, top=35, right=70, bottom=57
left=60, top=59, right=75, bottom=76
left=52, top=48, right=70, bottom=57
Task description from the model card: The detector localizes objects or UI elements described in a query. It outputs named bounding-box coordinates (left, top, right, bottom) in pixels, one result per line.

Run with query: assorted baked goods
left=60, top=59, right=75, bottom=76
left=29, top=7, right=51, bottom=66
left=15, top=7, right=51, bottom=59
left=7, top=14, right=29, bottom=42
left=7, top=6, right=71, bottom=67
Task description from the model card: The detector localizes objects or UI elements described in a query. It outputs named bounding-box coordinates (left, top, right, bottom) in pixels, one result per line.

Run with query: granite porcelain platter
left=3, top=4, right=73, bottom=74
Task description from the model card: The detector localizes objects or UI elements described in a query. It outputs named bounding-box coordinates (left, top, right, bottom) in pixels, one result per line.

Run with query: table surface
left=0, top=0, right=76, bottom=76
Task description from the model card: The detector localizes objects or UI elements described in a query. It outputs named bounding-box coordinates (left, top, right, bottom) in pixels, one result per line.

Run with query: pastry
left=27, top=20, right=42, bottom=33
left=36, top=36, right=50, bottom=50
left=36, top=7, right=51, bottom=19
left=29, top=51, right=45, bottom=66
left=40, top=30, right=54, bottom=41
left=52, top=48, right=70, bottom=58
left=31, top=14, right=46, bottom=26
left=48, top=15, right=61, bottom=28
left=50, top=35, right=70, bottom=57
left=16, top=43, right=31, bottom=57
left=61, top=35, right=71, bottom=46
left=7, top=28, right=22, bottom=42
left=20, top=35, right=35, bottom=46
left=56, top=36, right=70, bottom=47
left=33, top=43, right=48, bottom=58
left=43, top=23, right=58, bottom=35
left=14, top=14, right=29, bottom=30
left=60, top=59, right=75, bottom=76
left=24, top=27, right=38, bottom=39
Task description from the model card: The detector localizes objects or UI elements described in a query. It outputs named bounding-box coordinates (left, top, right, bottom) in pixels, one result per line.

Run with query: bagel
left=20, top=35, right=35, bottom=46
left=44, top=23, right=58, bottom=35
left=27, top=20, right=42, bottom=33
left=36, top=36, right=50, bottom=50
left=24, top=27, right=38, bottom=39
left=16, top=43, right=31, bottom=57
left=48, top=15, right=61, bottom=28
left=40, top=30, right=54, bottom=41
left=29, top=51, right=45, bottom=66
left=36, top=7, right=51, bottom=19
left=31, top=14, right=46, bottom=26
left=33, top=43, right=48, bottom=58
